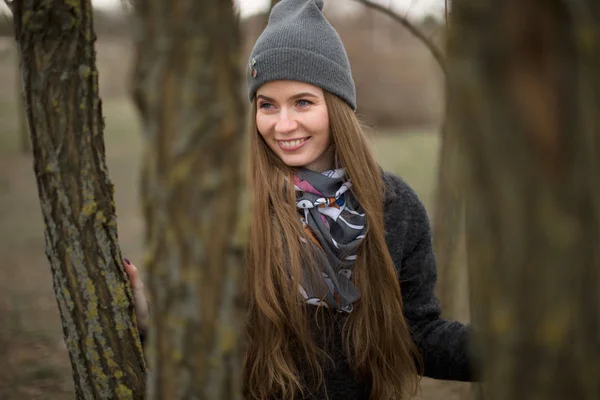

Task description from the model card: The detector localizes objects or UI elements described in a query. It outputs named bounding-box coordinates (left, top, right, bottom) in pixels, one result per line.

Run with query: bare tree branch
left=4, top=0, right=14, bottom=14
left=445, top=0, right=449, bottom=28
left=349, top=0, right=446, bottom=75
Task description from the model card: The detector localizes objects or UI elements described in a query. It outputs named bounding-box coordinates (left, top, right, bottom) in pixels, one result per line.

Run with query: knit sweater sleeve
left=382, top=172, right=477, bottom=382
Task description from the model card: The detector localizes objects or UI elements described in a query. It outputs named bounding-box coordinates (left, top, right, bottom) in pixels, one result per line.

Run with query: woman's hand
left=123, top=258, right=150, bottom=334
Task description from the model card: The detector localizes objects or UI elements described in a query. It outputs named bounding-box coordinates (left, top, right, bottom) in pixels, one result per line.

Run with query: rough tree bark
left=10, top=0, right=146, bottom=398
left=131, top=0, right=246, bottom=398
left=447, top=0, right=600, bottom=399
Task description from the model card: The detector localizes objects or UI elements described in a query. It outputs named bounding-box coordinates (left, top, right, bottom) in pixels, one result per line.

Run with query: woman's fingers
left=123, top=258, right=150, bottom=331
left=123, top=258, right=143, bottom=290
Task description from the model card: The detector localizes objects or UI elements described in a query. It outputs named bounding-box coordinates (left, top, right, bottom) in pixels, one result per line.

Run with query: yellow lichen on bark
left=12, top=0, right=147, bottom=398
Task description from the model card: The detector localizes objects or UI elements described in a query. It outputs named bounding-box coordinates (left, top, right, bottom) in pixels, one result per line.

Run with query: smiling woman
left=125, top=0, right=477, bottom=398
left=256, top=81, right=333, bottom=172
left=242, top=1, right=476, bottom=399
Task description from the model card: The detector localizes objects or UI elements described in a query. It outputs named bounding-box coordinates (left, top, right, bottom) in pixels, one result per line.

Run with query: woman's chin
left=278, top=154, right=313, bottom=168
left=283, top=160, right=310, bottom=168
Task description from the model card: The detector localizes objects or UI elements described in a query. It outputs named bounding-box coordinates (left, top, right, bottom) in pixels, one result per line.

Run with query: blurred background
left=0, top=1, right=467, bottom=398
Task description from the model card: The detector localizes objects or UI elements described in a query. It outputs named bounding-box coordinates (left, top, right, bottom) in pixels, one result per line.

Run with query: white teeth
left=279, top=138, right=306, bottom=147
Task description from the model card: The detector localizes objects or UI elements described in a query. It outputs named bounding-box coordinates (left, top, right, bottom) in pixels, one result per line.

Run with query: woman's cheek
left=255, top=116, right=270, bottom=139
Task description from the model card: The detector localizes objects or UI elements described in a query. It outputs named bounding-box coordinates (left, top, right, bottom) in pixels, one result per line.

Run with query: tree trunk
left=132, top=1, right=246, bottom=398
left=433, top=123, right=469, bottom=323
left=447, top=0, right=600, bottom=399
left=430, top=125, right=473, bottom=400
left=16, top=50, right=31, bottom=153
left=11, top=1, right=146, bottom=399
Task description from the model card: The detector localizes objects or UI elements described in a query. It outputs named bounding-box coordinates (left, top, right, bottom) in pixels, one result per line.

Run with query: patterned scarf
left=294, top=167, right=366, bottom=313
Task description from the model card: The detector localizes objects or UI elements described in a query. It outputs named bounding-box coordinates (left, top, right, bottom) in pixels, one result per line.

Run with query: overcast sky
left=1, top=0, right=446, bottom=19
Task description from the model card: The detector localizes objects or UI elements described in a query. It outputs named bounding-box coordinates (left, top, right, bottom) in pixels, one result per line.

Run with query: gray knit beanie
left=247, top=0, right=356, bottom=110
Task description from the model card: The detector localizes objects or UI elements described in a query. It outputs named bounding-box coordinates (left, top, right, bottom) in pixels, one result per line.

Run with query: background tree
left=15, top=50, right=30, bottom=153
left=8, top=0, right=146, bottom=398
left=433, top=142, right=469, bottom=311
left=131, top=0, right=247, bottom=398
left=433, top=106, right=469, bottom=324
left=0, top=16, right=29, bottom=153
left=447, top=0, right=600, bottom=399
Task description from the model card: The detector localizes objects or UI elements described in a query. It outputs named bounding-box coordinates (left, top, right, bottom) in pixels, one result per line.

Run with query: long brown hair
left=244, top=90, right=421, bottom=399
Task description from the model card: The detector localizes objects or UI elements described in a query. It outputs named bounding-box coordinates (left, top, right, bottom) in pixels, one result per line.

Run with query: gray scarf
left=294, top=168, right=366, bottom=313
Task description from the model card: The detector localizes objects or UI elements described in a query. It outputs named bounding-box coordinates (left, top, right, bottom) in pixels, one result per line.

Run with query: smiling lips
left=277, top=137, right=310, bottom=151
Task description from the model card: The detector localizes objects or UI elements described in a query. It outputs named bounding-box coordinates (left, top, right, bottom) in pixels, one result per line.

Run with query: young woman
left=125, top=0, right=476, bottom=398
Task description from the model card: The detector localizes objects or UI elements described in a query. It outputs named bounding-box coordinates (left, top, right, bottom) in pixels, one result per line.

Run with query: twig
left=445, top=0, right=449, bottom=28
left=3, top=0, right=14, bottom=14
left=349, top=0, right=446, bottom=76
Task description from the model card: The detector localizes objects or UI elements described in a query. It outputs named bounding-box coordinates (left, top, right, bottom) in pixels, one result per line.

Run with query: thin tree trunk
left=132, top=0, right=246, bottom=398
left=433, top=124, right=469, bottom=322
left=447, top=0, right=600, bottom=399
left=16, top=50, right=30, bottom=153
left=11, top=0, right=146, bottom=398
left=430, top=65, right=474, bottom=400
left=432, top=128, right=472, bottom=400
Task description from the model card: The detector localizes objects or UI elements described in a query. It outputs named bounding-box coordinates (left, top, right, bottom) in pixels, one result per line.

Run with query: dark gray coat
left=301, top=172, right=476, bottom=399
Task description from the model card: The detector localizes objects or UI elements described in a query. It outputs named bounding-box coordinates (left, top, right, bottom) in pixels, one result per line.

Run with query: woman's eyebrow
left=257, top=92, right=320, bottom=102
left=257, top=94, right=275, bottom=102
left=290, top=92, right=319, bottom=100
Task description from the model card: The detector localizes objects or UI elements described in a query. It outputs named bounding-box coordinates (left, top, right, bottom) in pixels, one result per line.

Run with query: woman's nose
left=275, top=111, right=298, bottom=133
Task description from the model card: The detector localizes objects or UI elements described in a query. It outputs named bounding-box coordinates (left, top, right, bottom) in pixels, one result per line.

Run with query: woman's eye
left=258, top=102, right=273, bottom=110
left=297, top=99, right=311, bottom=107
left=296, top=99, right=313, bottom=107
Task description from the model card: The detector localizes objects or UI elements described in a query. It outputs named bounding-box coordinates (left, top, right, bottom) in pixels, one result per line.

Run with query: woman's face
left=256, top=80, right=333, bottom=172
